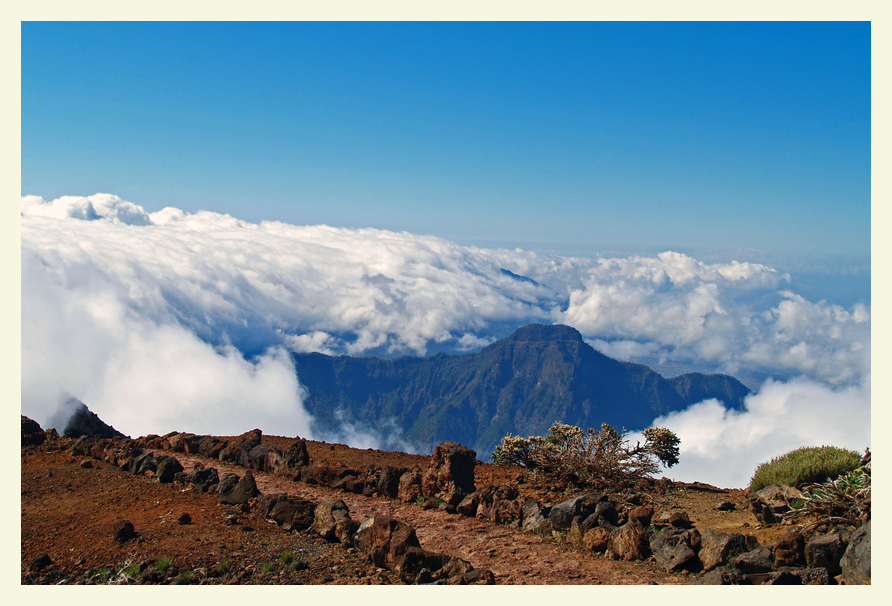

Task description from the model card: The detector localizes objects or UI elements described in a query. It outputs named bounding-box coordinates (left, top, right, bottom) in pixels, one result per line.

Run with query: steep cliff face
left=293, top=324, right=750, bottom=456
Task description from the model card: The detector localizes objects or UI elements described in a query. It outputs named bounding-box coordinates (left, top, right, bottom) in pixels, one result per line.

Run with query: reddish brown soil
left=21, top=434, right=792, bottom=585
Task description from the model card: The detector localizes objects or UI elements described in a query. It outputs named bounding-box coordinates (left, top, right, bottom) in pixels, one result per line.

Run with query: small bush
left=215, top=558, right=230, bottom=575
left=180, top=569, right=196, bottom=584
left=785, top=460, right=870, bottom=528
left=156, top=556, right=174, bottom=573
left=280, top=550, right=294, bottom=565
left=491, top=421, right=680, bottom=486
left=749, top=446, right=861, bottom=491
left=260, top=561, right=275, bottom=574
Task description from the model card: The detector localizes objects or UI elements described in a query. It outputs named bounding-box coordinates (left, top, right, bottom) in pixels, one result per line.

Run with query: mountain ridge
left=292, top=324, right=750, bottom=456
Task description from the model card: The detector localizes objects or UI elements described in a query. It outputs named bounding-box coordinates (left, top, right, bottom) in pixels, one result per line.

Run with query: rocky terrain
left=21, top=416, right=870, bottom=585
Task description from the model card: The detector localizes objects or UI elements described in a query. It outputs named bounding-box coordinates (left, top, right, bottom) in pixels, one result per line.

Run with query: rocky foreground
left=21, top=417, right=870, bottom=585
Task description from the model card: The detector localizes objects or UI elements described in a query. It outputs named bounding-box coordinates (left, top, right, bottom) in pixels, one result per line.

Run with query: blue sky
left=22, top=21, right=870, bottom=295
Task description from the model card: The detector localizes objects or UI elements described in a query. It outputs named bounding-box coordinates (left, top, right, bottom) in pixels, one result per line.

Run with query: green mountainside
left=292, top=324, right=750, bottom=457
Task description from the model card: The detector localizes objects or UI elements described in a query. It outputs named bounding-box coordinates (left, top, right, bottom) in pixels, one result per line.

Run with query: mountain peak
left=504, top=323, right=584, bottom=344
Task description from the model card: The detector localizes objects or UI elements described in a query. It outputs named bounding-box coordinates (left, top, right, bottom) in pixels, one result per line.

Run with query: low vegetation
left=749, top=446, right=862, bottom=491
left=785, top=459, right=871, bottom=529
left=491, top=421, right=680, bottom=486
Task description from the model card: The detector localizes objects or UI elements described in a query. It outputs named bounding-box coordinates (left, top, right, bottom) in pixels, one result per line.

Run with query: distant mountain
left=292, top=324, right=750, bottom=457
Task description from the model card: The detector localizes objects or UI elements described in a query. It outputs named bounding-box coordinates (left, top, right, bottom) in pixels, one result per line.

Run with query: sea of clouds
left=21, top=194, right=870, bottom=487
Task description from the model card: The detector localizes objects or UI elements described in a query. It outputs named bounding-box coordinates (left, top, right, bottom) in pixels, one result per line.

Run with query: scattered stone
left=218, top=469, right=260, bottom=505
left=582, top=527, right=610, bottom=552
left=520, top=498, right=552, bottom=533
left=765, top=567, right=831, bottom=585
left=627, top=504, right=654, bottom=527
left=666, top=511, right=693, bottom=528
left=397, top=470, right=423, bottom=504
left=377, top=465, right=407, bottom=499
left=606, top=519, right=650, bottom=561
left=28, top=553, right=52, bottom=572
left=692, top=567, right=752, bottom=585
left=773, top=531, right=805, bottom=568
left=548, top=493, right=606, bottom=531
left=22, top=416, right=46, bottom=447
left=141, top=568, right=164, bottom=583
left=838, top=520, right=870, bottom=585
left=421, top=441, right=477, bottom=505
left=747, top=484, right=801, bottom=525
left=650, top=527, right=701, bottom=572
left=732, top=545, right=775, bottom=574
left=314, top=499, right=357, bottom=544
left=698, top=528, right=754, bottom=572
left=189, top=466, right=220, bottom=492
left=177, top=513, right=191, bottom=525
left=112, top=519, right=136, bottom=543
left=79, top=459, right=93, bottom=469
left=716, top=501, right=735, bottom=511
left=156, top=456, right=184, bottom=483
left=805, top=532, right=846, bottom=576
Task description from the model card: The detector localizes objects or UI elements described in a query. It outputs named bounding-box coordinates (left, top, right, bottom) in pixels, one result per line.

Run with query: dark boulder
left=732, top=545, right=775, bottom=574
left=838, top=520, right=870, bottom=585
left=21, top=416, right=45, bottom=447
left=666, top=511, right=693, bottom=528
left=218, top=428, right=262, bottom=466
left=301, top=463, right=340, bottom=487
left=698, top=527, right=755, bottom=572
left=421, top=441, right=476, bottom=505
left=28, top=553, right=52, bottom=572
left=263, top=495, right=316, bottom=531
left=377, top=465, right=406, bottom=499
left=189, top=466, right=220, bottom=492
left=773, top=531, right=805, bottom=568
left=520, top=498, right=552, bottom=533
left=650, top=527, right=701, bottom=572
left=313, top=499, right=358, bottom=544
left=627, top=504, right=654, bottom=528
left=112, top=519, right=136, bottom=543
left=691, top=567, right=752, bottom=585
left=548, top=493, right=606, bottom=530
left=354, top=515, right=422, bottom=571
left=156, top=456, right=184, bottom=483
left=747, top=484, right=800, bottom=525
left=766, top=568, right=830, bottom=585
left=285, top=438, right=311, bottom=470
left=607, top=519, right=651, bottom=561
left=805, top=532, right=846, bottom=577
left=218, top=470, right=260, bottom=505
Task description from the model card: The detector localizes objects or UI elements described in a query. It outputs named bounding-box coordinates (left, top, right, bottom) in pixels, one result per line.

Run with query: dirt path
left=173, top=451, right=691, bottom=584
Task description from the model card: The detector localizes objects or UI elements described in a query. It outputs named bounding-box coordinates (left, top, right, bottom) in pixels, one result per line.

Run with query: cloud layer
left=21, top=194, right=871, bottom=485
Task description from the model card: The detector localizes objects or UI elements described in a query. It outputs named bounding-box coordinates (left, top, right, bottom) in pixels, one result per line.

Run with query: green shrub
left=491, top=421, right=680, bottom=486
left=785, top=461, right=870, bottom=527
left=280, top=550, right=294, bottom=565
left=749, top=446, right=861, bottom=491
left=180, top=569, right=196, bottom=583
left=156, top=556, right=174, bottom=573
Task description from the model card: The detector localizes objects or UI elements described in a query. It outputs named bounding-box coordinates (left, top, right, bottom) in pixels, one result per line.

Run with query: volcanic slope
left=292, top=324, right=750, bottom=456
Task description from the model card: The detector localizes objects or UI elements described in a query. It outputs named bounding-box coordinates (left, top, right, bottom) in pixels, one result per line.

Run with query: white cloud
left=21, top=194, right=870, bottom=452
left=21, top=247, right=313, bottom=438
left=21, top=193, right=152, bottom=225
left=558, top=253, right=869, bottom=385
left=639, top=377, right=871, bottom=488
